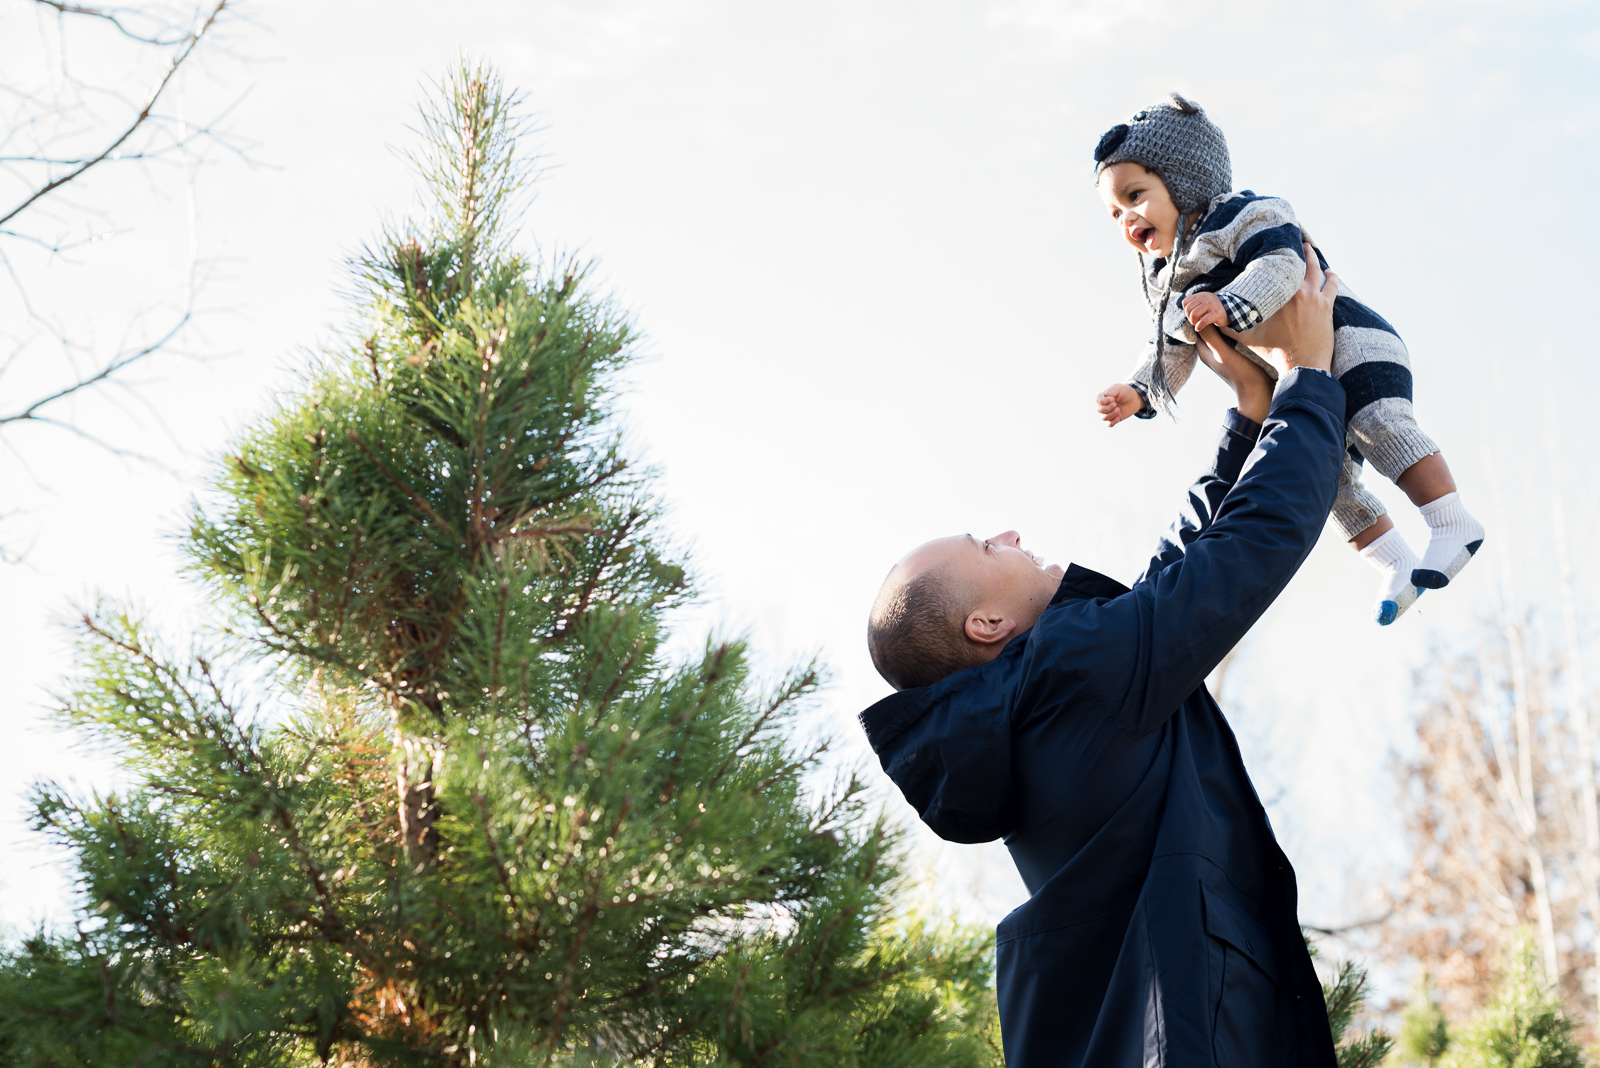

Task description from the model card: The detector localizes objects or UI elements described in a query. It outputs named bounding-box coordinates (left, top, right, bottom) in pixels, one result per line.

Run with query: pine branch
left=343, top=429, right=461, bottom=544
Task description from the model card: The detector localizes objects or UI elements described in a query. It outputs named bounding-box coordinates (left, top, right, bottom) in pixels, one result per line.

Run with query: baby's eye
left=1111, top=209, right=1121, bottom=220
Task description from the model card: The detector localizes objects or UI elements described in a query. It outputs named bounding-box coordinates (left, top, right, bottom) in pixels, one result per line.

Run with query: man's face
left=1097, top=161, right=1181, bottom=258
left=901, top=529, right=1064, bottom=644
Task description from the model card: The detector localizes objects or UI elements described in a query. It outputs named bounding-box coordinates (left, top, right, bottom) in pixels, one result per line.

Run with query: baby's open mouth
left=1133, top=226, right=1156, bottom=249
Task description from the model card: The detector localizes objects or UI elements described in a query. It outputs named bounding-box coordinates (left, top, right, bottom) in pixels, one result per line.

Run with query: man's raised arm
left=1113, top=370, right=1345, bottom=728
left=1136, top=402, right=1265, bottom=584
left=1047, top=246, right=1347, bottom=731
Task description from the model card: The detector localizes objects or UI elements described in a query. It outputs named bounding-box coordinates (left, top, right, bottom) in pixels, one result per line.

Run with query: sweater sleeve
left=1189, top=196, right=1308, bottom=327
left=1125, top=336, right=1199, bottom=416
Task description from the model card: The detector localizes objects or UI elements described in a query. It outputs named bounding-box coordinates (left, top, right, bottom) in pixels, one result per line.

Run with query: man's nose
left=989, top=530, right=1021, bottom=548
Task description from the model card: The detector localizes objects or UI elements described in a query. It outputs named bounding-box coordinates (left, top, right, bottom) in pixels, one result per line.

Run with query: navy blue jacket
left=860, top=369, right=1348, bottom=1067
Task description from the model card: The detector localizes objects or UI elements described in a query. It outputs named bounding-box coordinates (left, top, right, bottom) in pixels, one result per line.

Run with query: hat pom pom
left=1093, top=123, right=1130, bottom=164
left=1167, top=92, right=1200, bottom=115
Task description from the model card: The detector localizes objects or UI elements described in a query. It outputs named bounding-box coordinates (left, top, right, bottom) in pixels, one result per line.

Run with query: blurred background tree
left=1436, top=934, right=1584, bottom=1068
left=1395, top=976, right=1450, bottom=1067
left=1359, top=443, right=1600, bottom=1055
left=1376, top=601, right=1600, bottom=1029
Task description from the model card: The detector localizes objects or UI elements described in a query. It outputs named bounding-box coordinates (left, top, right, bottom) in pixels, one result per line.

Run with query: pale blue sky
left=2, top=0, right=1598, bottom=981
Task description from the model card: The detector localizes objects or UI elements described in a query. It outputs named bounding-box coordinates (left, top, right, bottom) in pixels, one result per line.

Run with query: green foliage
left=1439, top=934, right=1584, bottom=1068
left=1320, top=952, right=1395, bottom=1068
left=0, top=63, right=1001, bottom=1067
left=1396, top=976, right=1450, bottom=1067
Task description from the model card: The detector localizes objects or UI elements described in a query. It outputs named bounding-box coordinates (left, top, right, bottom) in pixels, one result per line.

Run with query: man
left=861, top=246, right=1346, bottom=1066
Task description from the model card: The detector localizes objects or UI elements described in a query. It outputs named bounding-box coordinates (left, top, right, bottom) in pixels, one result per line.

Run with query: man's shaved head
left=868, top=563, right=985, bottom=691
left=867, top=531, right=1065, bottom=691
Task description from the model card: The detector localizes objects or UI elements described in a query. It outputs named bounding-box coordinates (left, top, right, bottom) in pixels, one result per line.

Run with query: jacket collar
left=1050, top=562, right=1130, bottom=605
left=859, top=564, right=1130, bottom=753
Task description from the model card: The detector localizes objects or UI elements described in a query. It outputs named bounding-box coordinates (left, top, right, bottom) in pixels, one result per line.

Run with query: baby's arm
left=1097, top=339, right=1198, bottom=425
left=1183, top=195, right=1309, bottom=333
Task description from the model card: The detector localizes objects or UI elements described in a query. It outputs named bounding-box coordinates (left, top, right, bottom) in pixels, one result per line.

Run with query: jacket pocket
left=1202, top=882, right=1290, bottom=1068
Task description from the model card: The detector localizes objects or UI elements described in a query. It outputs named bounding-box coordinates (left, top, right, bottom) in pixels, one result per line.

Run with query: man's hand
left=1217, top=241, right=1338, bottom=377
left=1195, top=327, right=1273, bottom=424
left=1182, top=291, right=1226, bottom=333
left=1096, top=384, right=1144, bottom=427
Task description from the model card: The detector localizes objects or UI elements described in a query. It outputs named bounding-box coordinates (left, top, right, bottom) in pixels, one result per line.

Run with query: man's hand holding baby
left=1216, top=242, right=1338, bottom=377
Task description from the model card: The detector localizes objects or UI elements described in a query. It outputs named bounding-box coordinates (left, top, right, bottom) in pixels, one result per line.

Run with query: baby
left=1090, top=94, right=1482, bottom=625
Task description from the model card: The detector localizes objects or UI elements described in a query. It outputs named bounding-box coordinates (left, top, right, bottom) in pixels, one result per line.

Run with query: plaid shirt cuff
left=1128, top=381, right=1157, bottom=419
left=1217, top=292, right=1264, bottom=332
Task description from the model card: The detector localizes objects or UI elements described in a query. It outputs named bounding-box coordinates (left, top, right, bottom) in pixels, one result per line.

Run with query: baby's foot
left=1411, top=492, right=1485, bottom=590
left=1360, top=528, right=1424, bottom=626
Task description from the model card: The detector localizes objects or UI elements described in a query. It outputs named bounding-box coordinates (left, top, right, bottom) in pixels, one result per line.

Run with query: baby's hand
left=1096, top=383, right=1144, bottom=427
left=1183, top=291, right=1227, bottom=332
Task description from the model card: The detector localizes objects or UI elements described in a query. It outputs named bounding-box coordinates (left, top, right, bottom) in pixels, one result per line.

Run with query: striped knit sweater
left=1126, top=190, right=1421, bottom=467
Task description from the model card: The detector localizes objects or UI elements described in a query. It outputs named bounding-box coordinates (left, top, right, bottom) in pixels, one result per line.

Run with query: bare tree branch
left=2, top=1, right=230, bottom=228
left=1302, top=908, right=1395, bottom=938
left=0, top=308, right=190, bottom=428
left=0, top=0, right=249, bottom=559
left=32, top=1, right=202, bottom=46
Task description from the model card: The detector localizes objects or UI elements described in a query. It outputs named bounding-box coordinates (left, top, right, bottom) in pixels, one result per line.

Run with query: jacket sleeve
left=1036, top=369, right=1346, bottom=734
left=1136, top=406, right=1264, bottom=581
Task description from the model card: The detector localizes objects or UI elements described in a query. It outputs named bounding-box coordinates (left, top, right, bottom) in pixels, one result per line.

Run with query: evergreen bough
left=1313, top=941, right=1393, bottom=1068
left=1440, top=934, right=1584, bottom=1068
left=0, top=65, right=1001, bottom=1068
left=1397, top=975, right=1450, bottom=1067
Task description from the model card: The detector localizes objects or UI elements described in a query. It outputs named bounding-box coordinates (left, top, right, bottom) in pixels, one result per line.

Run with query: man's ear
left=964, top=610, right=1017, bottom=647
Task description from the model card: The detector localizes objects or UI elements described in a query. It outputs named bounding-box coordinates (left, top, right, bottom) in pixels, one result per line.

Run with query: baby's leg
left=1335, top=453, right=1423, bottom=626
left=1348, top=401, right=1484, bottom=589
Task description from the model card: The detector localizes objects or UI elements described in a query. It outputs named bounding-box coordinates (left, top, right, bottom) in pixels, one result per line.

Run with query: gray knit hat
left=1093, top=93, right=1231, bottom=213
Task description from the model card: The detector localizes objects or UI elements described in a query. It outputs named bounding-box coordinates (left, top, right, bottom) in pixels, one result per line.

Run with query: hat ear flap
left=1093, top=123, right=1130, bottom=164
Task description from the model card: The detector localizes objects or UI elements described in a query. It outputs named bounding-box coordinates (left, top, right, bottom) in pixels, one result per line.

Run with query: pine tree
left=1397, top=975, right=1451, bottom=1067
left=1316, top=948, right=1394, bottom=1068
left=1439, top=933, right=1584, bottom=1068
left=0, top=64, right=1002, bottom=1068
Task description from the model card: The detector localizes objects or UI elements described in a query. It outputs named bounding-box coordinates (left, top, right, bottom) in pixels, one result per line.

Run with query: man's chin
left=1044, top=563, right=1065, bottom=579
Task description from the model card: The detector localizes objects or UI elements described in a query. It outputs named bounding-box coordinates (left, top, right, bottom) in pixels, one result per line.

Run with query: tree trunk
left=397, top=731, right=440, bottom=867
left=1546, top=423, right=1600, bottom=1017
left=1504, top=618, right=1561, bottom=983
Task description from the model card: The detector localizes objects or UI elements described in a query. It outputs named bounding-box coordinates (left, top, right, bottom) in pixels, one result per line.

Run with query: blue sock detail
left=1412, top=568, right=1449, bottom=590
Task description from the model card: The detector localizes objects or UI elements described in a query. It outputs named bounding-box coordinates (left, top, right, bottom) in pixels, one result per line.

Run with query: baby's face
left=1097, top=162, right=1180, bottom=258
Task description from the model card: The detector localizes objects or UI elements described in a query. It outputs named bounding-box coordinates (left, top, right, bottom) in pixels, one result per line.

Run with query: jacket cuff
left=1222, top=407, right=1262, bottom=441
left=1213, top=408, right=1262, bottom=483
left=1270, top=366, right=1345, bottom=421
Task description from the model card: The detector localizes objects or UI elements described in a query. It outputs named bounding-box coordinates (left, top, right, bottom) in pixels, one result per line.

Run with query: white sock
left=1412, top=492, right=1485, bottom=589
left=1360, top=528, right=1422, bottom=625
